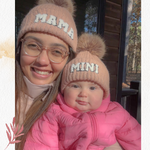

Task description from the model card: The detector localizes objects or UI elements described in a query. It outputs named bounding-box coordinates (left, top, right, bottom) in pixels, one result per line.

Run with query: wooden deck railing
left=121, top=81, right=141, bottom=124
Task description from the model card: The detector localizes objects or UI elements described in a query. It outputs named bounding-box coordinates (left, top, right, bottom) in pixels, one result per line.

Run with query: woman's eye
left=90, top=87, right=96, bottom=90
left=51, top=49, right=63, bottom=56
left=55, top=50, right=62, bottom=54
left=27, top=43, right=38, bottom=49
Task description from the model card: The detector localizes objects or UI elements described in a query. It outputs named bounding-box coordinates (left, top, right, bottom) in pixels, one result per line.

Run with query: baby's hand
left=58, top=112, right=92, bottom=150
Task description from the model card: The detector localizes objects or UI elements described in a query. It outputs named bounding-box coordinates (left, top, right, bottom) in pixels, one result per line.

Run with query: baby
left=24, top=33, right=141, bottom=150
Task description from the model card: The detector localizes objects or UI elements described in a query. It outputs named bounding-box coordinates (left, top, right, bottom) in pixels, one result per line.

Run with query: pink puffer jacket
left=24, top=93, right=141, bottom=150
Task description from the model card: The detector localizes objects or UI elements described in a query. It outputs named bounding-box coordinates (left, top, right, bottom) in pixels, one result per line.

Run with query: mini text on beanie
left=71, top=62, right=99, bottom=74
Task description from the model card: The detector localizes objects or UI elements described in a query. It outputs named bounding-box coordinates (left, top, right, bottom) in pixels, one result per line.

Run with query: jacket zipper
left=88, top=113, right=98, bottom=143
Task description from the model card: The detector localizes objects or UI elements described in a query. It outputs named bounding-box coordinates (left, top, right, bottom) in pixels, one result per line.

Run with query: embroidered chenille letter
left=81, top=62, right=85, bottom=71
left=46, top=15, right=57, bottom=26
left=71, top=63, right=80, bottom=73
left=68, top=28, right=74, bottom=40
left=95, top=64, right=99, bottom=73
left=85, top=63, right=94, bottom=72
left=58, top=19, right=69, bottom=33
left=35, top=14, right=47, bottom=23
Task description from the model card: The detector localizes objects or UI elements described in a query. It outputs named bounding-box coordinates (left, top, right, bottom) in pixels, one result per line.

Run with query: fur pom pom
left=77, top=33, right=106, bottom=59
left=36, top=0, right=76, bottom=16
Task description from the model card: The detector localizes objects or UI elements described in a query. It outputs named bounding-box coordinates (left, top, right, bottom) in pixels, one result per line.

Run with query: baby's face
left=63, top=81, right=103, bottom=112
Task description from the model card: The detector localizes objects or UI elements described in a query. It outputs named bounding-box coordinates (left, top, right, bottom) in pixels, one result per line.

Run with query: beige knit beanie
left=61, top=33, right=110, bottom=99
left=17, top=0, right=77, bottom=52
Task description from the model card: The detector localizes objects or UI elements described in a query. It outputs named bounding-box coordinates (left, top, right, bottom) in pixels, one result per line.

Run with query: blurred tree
left=84, top=0, right=98, bottom=33
left=127, top=0, right=141, bottom=74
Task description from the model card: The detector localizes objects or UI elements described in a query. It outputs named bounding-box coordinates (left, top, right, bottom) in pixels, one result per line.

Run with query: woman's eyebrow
left=24, top=36, right=42, bottom=43
left=50, top=43, right=68, bottom=50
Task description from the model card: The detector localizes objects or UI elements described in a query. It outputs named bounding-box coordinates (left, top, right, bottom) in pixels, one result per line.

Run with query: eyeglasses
left=20, top=38, right=70, bottom=63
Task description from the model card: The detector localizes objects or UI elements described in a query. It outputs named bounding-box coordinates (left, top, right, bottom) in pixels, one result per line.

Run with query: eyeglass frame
left=20, top=38, right=70, bottom=64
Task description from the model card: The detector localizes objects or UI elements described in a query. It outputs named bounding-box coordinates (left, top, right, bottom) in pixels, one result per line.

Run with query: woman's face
left=20, top=32, right=69, bottom=85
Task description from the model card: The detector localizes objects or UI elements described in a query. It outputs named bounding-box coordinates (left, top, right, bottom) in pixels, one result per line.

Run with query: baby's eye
left=71, top=84, right=79, bottom=88
left=90, top=86, right=96, bottom=90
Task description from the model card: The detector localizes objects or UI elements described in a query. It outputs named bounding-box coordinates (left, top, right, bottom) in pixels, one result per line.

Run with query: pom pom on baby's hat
left=37, top=0, right=76, bottom=17
left=77, top=33, right=106, bottom=59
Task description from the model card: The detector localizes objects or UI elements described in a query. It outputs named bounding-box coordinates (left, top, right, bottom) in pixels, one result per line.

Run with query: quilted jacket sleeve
left=24, top=104, right=60, bottom=150
left=114, top=102, right=141, bottom=150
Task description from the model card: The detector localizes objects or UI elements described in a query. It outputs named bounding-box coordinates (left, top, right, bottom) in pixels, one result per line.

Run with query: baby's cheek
left=64, top=89, right=71, bottom=98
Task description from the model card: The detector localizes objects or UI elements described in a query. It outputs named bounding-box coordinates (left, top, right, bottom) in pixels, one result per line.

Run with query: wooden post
left=130, top=81, right=141, bottom=122
left=116, top=0, right=128, bottom=103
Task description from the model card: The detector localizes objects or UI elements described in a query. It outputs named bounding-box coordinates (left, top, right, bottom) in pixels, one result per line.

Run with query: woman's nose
left=35, top=50, right=50, bottom=66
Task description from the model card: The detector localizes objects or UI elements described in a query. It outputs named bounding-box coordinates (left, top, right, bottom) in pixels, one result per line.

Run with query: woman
left=15, top=0, right=123, bottom=149
left=16, top=0, right=77, bottom=149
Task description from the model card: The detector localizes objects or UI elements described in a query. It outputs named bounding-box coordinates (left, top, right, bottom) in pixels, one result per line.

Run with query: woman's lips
left=34, top=68, right=50, bottom=75
left=31, top=67, right=52, bottom=79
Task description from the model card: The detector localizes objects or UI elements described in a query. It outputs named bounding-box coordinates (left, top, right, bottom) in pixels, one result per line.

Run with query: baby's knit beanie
left=61, top=33, right=110, bottom=99
left=17, top=0, right=77, bottom=52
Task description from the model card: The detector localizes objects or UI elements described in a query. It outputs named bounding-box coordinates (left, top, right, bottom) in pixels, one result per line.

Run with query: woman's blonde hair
left=15, top=43, right=75, bottom=149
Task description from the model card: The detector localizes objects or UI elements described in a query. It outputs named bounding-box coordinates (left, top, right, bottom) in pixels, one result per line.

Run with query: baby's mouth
left=76, top=100, right=88, bottom=105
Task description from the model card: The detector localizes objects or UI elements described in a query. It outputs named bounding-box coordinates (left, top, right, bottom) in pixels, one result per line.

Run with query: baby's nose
left=79, top=89, right=87, bottom=97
